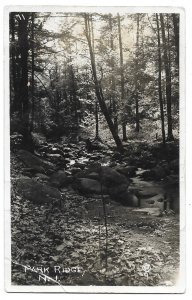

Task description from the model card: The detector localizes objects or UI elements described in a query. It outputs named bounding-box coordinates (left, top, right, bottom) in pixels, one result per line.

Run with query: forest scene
left=10, top=11, right=180, bottom=286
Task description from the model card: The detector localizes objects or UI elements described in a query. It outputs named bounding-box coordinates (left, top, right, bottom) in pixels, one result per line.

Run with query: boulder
left=71, top=167, right=82, bottom=175
left=86, top=172, right=100, bottom=180
left=49, top=171, right=73, bottom=188
left=16, top=177, right=62, bottom=204
left=108, top=184, right=128, bottom=197
left=100, top=166, right=129, bottom=187
left=75, top=178, right=108, bottom=195
left=17, top=150, right=57, bottom=175
left=62, top=153, right=72, bottom=159
left=145, top=194, right=165, bottom=203
left=109, top=189, right=139, bottom=207
left=63, top=147, right=71, bottom=153
left=85, top=138, right=104, bottom=152
left=115, top=165, right=138, bottom=177
left=73, top=169, right=87, bottom=178
left=46, top=153, right=66, bottom=164
left=112, top=152, right=122, bottom=161
left=74, top=166, right=138, bottom=207
left=87, top=162, right=101, bottom=173
left=142, top=166, right=167, bottom=180
left=138, top=190, right=158, bottom=198
left=48, top=147, right=64, bottom=156
left=73, top=162, right=86, bottom=170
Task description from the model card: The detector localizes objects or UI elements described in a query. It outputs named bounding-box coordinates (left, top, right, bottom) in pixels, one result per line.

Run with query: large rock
left=109, top=188, right=139, bottom=207
left=47, top=146, right=64, bottom=156
left=115, top=165, right=138, bottom=177
left=17, top=150, right=57, bottom=175
left=86, top=172, right=100, bottom=180
left=108, top=184, right=128, bottom=197
left=100, top=166, right=129, bottom=187
left=16, top=177, right=62, bottom=204
left=63, top=147, right=71, bottom=153
left=138, top=190, right=158, bottom=198
left=73, top=166, right=138, bottom=207
left=75, top=178, right=108, bottom=195
left=46, top=153, right=66, bottom=165
left=73, top=162, right=86, bottom=170
left=142, top=166, right=167, bottom=180
left=75, top=166, right=138, bottom=207
left=146, top=194, right=165, bottom=203
left=49, top=171, right=73, bottom=188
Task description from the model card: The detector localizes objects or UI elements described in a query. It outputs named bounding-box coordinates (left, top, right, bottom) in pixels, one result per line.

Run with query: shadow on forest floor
left=10, top=138, right=180, bottom=287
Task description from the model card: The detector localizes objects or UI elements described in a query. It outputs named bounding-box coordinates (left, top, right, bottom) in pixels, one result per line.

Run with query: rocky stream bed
left=11, top=139, right=180, bottom=286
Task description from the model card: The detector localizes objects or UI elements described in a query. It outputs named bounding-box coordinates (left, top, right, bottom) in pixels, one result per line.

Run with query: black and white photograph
left=5, top=6, right=185, bottom=293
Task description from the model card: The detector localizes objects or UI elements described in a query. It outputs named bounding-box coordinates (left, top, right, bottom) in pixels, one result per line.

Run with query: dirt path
left=11, top=186, right=179, bottom=286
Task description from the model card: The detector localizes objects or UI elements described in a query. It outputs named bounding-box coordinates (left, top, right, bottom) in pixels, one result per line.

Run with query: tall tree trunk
left=167, top=15, right=172, bottom=73
left=156, top=14, right=166, bottom=145
left=95, top=98, right=99, bottom=139
left=117, top=13, right=127, bottom=141
left=31, top=12, right=35, bottom=131
left=109, top=14, right=118, bottom=133
left=18, top=13, right=30, bottom=144
left=160, top=14, right=174, bottom=141
left=172, top=14, right=179, bottom=68
left=84, top=14, right=123, bottom=152
left=68, top=39, right=79, bottom=129
left=90, top=15, right=100, bottom=140
left=71, top=68, right=78, bottom=127
left=10, top=13, right=18, bottom=113
left=135, top=14, right=140, bottom=132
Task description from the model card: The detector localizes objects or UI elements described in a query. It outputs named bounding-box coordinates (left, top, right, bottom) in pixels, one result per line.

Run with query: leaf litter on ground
left=11, top=151, right=179, bottom=286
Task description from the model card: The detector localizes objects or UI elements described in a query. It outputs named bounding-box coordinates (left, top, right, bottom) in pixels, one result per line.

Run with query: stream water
left=130, top=169, right=179, bottom=213
left=71, top=154, right=179, bottom=213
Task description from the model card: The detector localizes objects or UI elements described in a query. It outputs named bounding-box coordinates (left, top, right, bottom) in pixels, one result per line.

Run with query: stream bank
left=11, top=138, right=180, bottom=286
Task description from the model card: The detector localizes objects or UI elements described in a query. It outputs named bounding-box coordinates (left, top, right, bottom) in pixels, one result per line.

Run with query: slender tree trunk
left=117, top=13, right=127, bottom=141
left=71, top=68, right=78, bottom=127
left=109, top=14, right=118, bottom=133
left=156, top=14, right=166, bottom=145
left=18, top=13, right=30, bottom=144
left=172, top=14, right=179, bottom=68
left=135, top=15, right=140, bottom=132
left=10, top=13, right=18, bottom=113
left=167, top=15, right=172, bottom=73
left=31, top=12, right=35, bottom=131
left=172, top=13, right=179, bottom=107
left=84, top=14, right=124, bottom=152
left=160, top=14, right=174, bottom=141
left=90, top=15, right=100, bottom=140
left=68, top=39, right=79, bottom=129
left=95, top=98, right=99, bottom=139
